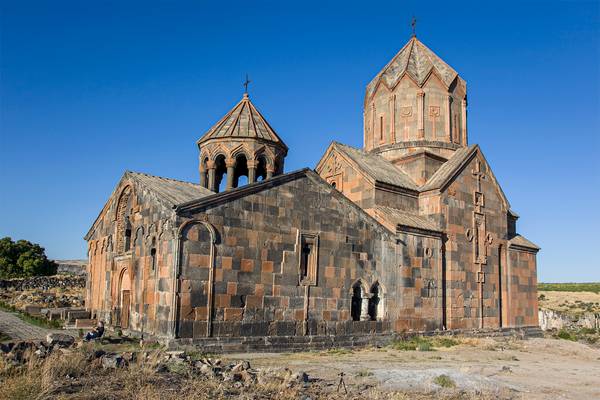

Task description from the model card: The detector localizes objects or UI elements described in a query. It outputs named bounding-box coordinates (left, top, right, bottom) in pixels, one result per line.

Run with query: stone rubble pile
left=0, top=336, right=311, bottom=390
left=0, top=333, right=77, bottom=364
left=0, top=275, right=86, bottom=291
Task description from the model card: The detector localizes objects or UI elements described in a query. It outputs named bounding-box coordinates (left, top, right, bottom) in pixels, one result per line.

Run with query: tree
left=0, top=237, right=57, bottom=278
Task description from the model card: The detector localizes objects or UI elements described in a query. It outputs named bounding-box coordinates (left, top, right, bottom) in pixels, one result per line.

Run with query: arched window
left=214, top=154, right=227, bottom=193
left=124, top=216, right=132, bottom=252
left=150, top=237, right=157, bottom=271
left=233, top=153, right=249, bottom=188
left=351, top=282, right=363, bottom=321
left=115, top=187, right=132, bottom=253
left=255, top=156, right=267, bottom=182
left=368, top=283, right=380, bottom=321
left=200, top=156, right=209, bottom=188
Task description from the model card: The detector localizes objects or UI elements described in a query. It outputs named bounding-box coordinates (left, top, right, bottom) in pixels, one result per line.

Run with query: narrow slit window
left=299, top=232, right=318, bottom=285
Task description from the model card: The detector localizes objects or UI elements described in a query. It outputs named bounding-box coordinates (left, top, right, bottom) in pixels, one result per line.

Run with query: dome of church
left=366, top=36, right=463, bottom=101
left=363, top=36, right=468, bottom=162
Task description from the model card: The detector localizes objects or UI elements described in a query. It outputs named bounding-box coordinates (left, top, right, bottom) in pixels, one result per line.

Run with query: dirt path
left=0, top=309, right=78, bottom=341
left=223, top=337, right=600, bottom=399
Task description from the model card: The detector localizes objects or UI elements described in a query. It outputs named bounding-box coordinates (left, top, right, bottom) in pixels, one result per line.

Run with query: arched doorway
left=119, top=269, right=131, bottom=329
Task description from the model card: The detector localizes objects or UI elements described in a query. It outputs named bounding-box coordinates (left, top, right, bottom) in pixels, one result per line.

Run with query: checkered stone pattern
left=436, top=154, right=536, bottom=330
left=86, top=177, right=179, bottom=338
left=507, top=247, right=538, bottom=327
left=176, top=174, right=442, bottom=339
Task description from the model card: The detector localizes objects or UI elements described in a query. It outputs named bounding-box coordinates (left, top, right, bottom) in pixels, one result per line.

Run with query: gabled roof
left=366, top=37, right=463, bottom=99
left=509, top=234, right=540, bottom=251
left=84, top=171, right=213, bottom=240
left=197, top=93, right=287, bottom=150
left=420, top=144, right=478, bottom=191
left=368, top=205, right=440, bottom=233
left=421, top=144, right=511, bottom=212
left=126, top=171, right=213, bottom=207
left=175, top=168, right=396, bottom=238
left=327, top=142, right=419, bottom=191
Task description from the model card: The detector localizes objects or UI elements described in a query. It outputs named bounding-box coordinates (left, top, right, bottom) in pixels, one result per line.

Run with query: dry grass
left=0, top=347, right=507, bottom=400
left=538, top=290, right=600, bottom=314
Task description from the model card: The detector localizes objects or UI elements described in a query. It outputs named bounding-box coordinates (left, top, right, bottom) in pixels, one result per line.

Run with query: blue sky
left=1, top=1, right=598, bottom=282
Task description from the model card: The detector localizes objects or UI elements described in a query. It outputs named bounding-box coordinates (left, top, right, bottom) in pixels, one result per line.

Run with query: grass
left=355, top=369, right=374, bottom=377
left=0, top=330, right=11, bottom=341
left=389, top=336, right=460, bottom=351
left=554, top=327, right=599, bottom=344
left=556, top=329, right=576, bottom=341
left=0, top=346, right=490, bottom=400
left=433, top=374, right=456, bottom=388
left=0, top=300, right=62, bottom=329
left=321, top=347, right=353, bottom=356
left=538, top=282, right=600, bottom=293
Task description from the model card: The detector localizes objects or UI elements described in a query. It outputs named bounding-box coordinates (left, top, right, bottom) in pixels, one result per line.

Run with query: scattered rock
left=101, top=354, right=126, bottom=369
left=46, top=333, right=75, bottom=348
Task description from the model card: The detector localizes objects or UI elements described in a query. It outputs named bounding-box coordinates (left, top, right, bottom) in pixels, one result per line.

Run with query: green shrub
left=433, top=374, right=456, bottom=388
left=538, top=282, right=600, bottom=294
left=431, top=337, right=460, bottom=348
left=0, top=237, right=57, bottom=278
left=390, top=336, right=438, bottom=351
left=556, top=329, right=576, bottom=341
left=416, top=341, right=432, bottom=351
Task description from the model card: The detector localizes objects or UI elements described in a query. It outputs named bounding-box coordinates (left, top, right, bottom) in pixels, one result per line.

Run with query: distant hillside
left=538, top=283, right=600, bottom=294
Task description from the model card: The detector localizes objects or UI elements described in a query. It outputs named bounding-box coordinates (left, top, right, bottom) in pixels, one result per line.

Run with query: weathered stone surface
left=84, top=35, right=538, bottom=347
left=46, top=333, right=75, bottom=347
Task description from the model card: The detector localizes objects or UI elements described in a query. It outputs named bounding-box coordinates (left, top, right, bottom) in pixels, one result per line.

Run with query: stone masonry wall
left=439, top=153, right=509, bottom=330
left=507, top=247, right=538, bottom=327
left=175, top=173, right=442, bottom=339
left=86, top=178, right=177, bottom=338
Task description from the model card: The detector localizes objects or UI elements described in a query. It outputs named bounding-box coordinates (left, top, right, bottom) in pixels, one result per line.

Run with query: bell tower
left=364, top=36, right=467, bottom=167
left=197, top=88, right=288, bottom=193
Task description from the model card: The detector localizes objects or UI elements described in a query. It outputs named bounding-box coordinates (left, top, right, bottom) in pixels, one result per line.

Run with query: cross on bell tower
left=243, top=74, right=251, bottom=95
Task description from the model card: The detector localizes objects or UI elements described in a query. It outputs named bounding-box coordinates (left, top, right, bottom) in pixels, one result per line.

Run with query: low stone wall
left=0, top=275, right=86, bottom=291
left=166, top=326, right=543, bottom=353
left=55, top=260, right=87, bottom=276
left=539, top=309, right=600, bottom=331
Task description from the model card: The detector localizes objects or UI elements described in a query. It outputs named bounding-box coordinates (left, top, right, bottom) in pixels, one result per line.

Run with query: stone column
left=199, top=167, right=207, bottom=188
left=390, top=94, right=396, bottom=143
left=247, top=160, right=257, bottom=184
left=225, top=158, right=235, bottom=190
left=446, top=95, right=452, bottom=142
left=266, top=166, right=274, bottom=179
left=207, top=161, right=216, bottom=192
left=461, top=98, right=468, bottom=145
left=417, top=91, right=425, bottom=139
left=360, top=294, right=370, bottom=321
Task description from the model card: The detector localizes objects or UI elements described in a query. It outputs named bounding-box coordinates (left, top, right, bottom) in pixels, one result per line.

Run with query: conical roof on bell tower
left=197, top=93, right=288, bottom=151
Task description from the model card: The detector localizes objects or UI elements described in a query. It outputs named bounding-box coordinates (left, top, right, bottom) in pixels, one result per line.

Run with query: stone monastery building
left=85, top=36, right=539, bottom=342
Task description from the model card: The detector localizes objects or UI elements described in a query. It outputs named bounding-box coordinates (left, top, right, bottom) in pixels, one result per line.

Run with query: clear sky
left=1, top=1, right=598, bottom=282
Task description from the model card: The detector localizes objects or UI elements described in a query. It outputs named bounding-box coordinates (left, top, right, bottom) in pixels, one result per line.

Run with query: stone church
left=84, top=36, right=539, bottom=343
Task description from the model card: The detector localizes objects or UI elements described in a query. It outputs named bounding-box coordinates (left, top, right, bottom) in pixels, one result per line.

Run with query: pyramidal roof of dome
left=366, top=36, right=462, bottom=99
left=197, top=93, right=287, bottom=150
